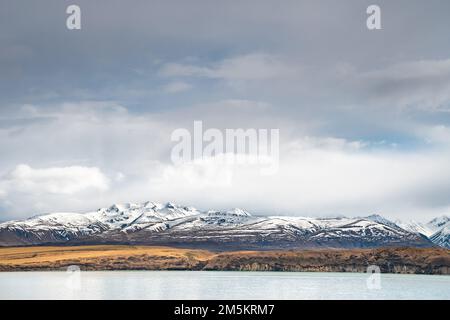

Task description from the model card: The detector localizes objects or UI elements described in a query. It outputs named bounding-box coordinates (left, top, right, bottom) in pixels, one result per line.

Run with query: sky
left=1, top=0, right=450, bottom=221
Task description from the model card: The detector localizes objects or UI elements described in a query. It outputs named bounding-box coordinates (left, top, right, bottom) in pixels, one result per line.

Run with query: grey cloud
left=1, top=1, right=450, bottom=220
left=355, top=59, right=450, bottom=111
left=160, top=53, right=295, bottom=81
left=2, top=0, right=450, bottom=106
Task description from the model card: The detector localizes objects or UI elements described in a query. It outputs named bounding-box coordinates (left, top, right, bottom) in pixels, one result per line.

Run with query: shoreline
left=0, top=245, right=449, bottom=274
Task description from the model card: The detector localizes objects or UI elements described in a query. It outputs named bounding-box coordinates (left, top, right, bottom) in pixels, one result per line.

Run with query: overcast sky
left=1, top=0, right=450, bottom=221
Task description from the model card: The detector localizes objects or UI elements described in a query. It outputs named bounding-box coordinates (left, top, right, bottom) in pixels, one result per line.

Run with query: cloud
left=0, top=101, right=177, bottom=218
left=160, top=53, right=294, bottom=81
left=1, top=164, right=109, bottom=195
left=1, top=100, right=450, bottom=222
left=20, top=101, right=128, bottom=119
left=0, top=101, right=172, bottom=175
left=144, top=136, right=450, bottom=221
left=1, top=1, right=450, bottom=223
left=159, top=155, right=234, bottom=188
left=162, top=81, right=192, bottom=93
left=356, top=59, right=450, bottom=111
left=159, top=55, right=450, bottom=117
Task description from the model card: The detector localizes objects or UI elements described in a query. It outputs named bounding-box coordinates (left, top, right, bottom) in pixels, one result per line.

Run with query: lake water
left=0, top=271, right=449, bottom=300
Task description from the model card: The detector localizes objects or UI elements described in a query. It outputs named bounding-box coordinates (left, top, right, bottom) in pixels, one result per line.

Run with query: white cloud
left=162, top=81, right=192, bottom=93
left=2, top=2, right=450, bottom=224
left=143, top=136, right=450, bottom=221
left=0, top=101, right=174, bottom=218
left=1, top=100, right=450, bottom=222
left=160, top=53, right=294, bottom=81
left=0, top=101, right=172, bottom=175
left=114, top=172, right=126, bottom=182
left=159, top=155, right=234, bottom=188
left=19, top=101, right=128, bottom=120
left=1, top=164, right=109, bottom=195
left=287, top=136, right=367, bottom=152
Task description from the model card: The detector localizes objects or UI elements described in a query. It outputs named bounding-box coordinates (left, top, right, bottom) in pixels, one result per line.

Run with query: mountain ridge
left=0, top=201, right=448, bottom=249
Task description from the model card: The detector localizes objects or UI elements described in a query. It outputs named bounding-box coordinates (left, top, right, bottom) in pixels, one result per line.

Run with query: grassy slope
left=0, top=245, right=449, bottom=274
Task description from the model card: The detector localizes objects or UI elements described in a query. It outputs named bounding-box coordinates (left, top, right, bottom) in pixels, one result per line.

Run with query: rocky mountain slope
left=0, top=201, right=447, bottom=249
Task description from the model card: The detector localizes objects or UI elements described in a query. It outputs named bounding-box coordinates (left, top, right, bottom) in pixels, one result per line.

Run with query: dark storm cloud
left=1, top=0, right=450, bottom=110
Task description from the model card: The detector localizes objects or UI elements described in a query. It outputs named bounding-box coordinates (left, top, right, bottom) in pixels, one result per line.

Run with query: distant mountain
left=427, top=216, right=450, bottom=248
left=396, top=220, right=435, bottom=238
left=427, top=215, right=450, bottom=231
left=0, top=201, right=444, bottom=249
left=429, top=225, right=450, bottom=249
left=395, top=215, right=449, bottom=248
left=366, top=214, right=405, bottom=231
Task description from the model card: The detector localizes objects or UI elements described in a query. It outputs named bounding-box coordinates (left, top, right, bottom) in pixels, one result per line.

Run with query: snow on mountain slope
left=11, top=212, right=97, bottom=228
left=0, top=202, right=201, bottom=245
left=429, top=226, right=450, bottom=249
left=427, top=216, right=450, bottom=232
left=366, top=214, right=403, bottom=231
left=395, top=220, right=435, bottom=238
left=426, top=216, right=450, bottom=248
left=87, top=201, right=200, bottom=230
left=394, top=215, right=449, bottom=248
left=0, top=202, right=438, bottom=248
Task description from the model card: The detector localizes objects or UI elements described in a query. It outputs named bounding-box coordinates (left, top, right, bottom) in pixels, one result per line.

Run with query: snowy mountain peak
left=429, top=225, right=450, bottom=249
left=366, top=214, right=389, bottom=223
left=142, top=201, right=163, bottom=210
left=225, top=208, right=252, bottom=217
left=101, top=202, right=149, bottom=213
left=396, top=219, right=434, bottom=238
left=366, top=214, right=385, bottom=220
left=0, top=201, right=445, bottom=248
left=427, top=215, right=450, bottom=230
left=206, top=208, right=252, bottom=218
left=165, top=202, right=177, bottom=209
left=364, top=214, right=399, bottom=230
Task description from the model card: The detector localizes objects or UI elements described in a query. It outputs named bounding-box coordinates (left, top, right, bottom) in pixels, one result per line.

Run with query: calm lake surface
left=0, top=271, right=449, bottom=300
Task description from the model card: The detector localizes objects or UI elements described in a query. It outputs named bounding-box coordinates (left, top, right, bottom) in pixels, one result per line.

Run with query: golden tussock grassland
left=0, top=245, right=448, bottom=274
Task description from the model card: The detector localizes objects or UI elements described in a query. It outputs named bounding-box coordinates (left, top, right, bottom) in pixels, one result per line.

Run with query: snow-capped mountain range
left=395, top=215, right=450, bottom=246
left=0, top=201, right=448, bottom=249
